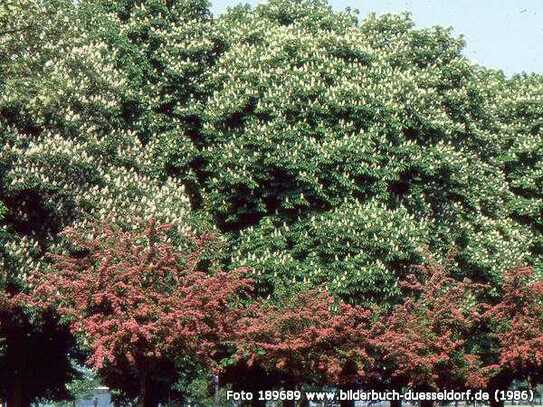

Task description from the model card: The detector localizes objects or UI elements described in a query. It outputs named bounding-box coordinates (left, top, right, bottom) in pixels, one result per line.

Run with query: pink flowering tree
left=369, top=262, right=486, bottom=407
left=27, top=219, right=253, bottom=407
left=482, top=266, right=543, bottom=406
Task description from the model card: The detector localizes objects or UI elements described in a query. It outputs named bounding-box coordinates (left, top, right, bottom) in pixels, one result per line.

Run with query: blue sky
left=210, top=0, right=542, bottom=76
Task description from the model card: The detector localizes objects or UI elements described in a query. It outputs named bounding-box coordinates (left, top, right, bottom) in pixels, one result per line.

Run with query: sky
left=209, top=0, right=542, bottom=76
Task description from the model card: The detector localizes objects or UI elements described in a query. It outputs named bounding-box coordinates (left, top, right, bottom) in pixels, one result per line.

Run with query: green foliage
left=65, top=366, right=102, bottom=401
left=1, top=0, right=542, bottom=399
left=494, top=73, right=543, bottom=274
left=191, top=0, right=534, bottom=299
left=0, top=1, right=214, bottom=402
left=3, top=0, right=538, bottom=305
left=172, top=371, right=232, bottom=407
left=78, top=0, right=221, bottom=186
left=0, top=0, right=213, bottom=290
left=43, top=365, right=101, bottom=407
left=232, top=199, right=428, bottom=303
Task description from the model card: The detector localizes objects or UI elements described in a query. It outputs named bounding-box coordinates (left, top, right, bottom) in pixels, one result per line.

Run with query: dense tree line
left=0, top=0, right=542, bottom=406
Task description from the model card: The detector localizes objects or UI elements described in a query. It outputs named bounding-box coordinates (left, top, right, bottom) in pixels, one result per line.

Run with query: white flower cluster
left=199, top=0, right=539, bottom=294
left=1, top=0, right=200, bottom=283
left=232, top=199, right=429, bottom=301
left=1, top=0, right=541, bottom=300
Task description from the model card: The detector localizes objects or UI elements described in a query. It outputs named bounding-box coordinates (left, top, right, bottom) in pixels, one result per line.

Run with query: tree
left=369, top=261, right=486, bottom=406
left=481, top=266, right=543, bottom=405
left=27, top=219, right=253, bottom=407
left=0, top=306, right=79, bottom=407
left=1, top=0, right=542, bottom=398
left=493, top=74, right=543, bottom=277
left=194, top=0, right=531, bottom=303
left=232, top=199, right=428, bottom=304
left=1, top=1, right=210, bottom=400
left=77, top=0, right=223, bottom=196
left=230, top=287, right=372, bottom=406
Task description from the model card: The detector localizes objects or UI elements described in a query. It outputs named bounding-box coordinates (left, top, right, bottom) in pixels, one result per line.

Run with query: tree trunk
left=420, top=400, right=434, bottom=407
left=6, top=376, right=30, bottom=407
left=139, top=373, right=157, bottom=407
left=487, top=375, right=512, bottom=407
left=390, top=400, right=402, bottom=407
left=250, top=399, right=266, bottom=407
left=213, top=374, right=220, bottom=407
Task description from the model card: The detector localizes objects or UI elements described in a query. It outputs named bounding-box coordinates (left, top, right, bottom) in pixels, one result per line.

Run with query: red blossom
left=370, top=262, right=485, bottom=390
left=232, top=289, right=373, bottom=385
left=25, top=219, right=253, bottom=377
left=484, top=266, right=543, bottom=379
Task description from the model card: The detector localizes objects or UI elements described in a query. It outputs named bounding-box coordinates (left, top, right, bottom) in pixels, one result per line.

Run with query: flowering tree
left=481, top=266, right=543, bottom=403
left=369, top=261, right=485, bottom=405
left=1, top=0, right=210, bottom=284
left=488, top=73, right=543, bottom=278
left=28, top=219, right=253, bottom=407
left=1, top=1, right=210, bottom=402
left=230, top=288, right=373, bottom=397
left=1, top=0, right=542, bottom=399
left=76, top=0, right=221, bottom=186
left=204, top=0, right=531, bottom=303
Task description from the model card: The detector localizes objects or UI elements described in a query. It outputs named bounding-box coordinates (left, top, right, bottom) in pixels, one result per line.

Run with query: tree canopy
left=1, top=0, right=542, bottom=405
